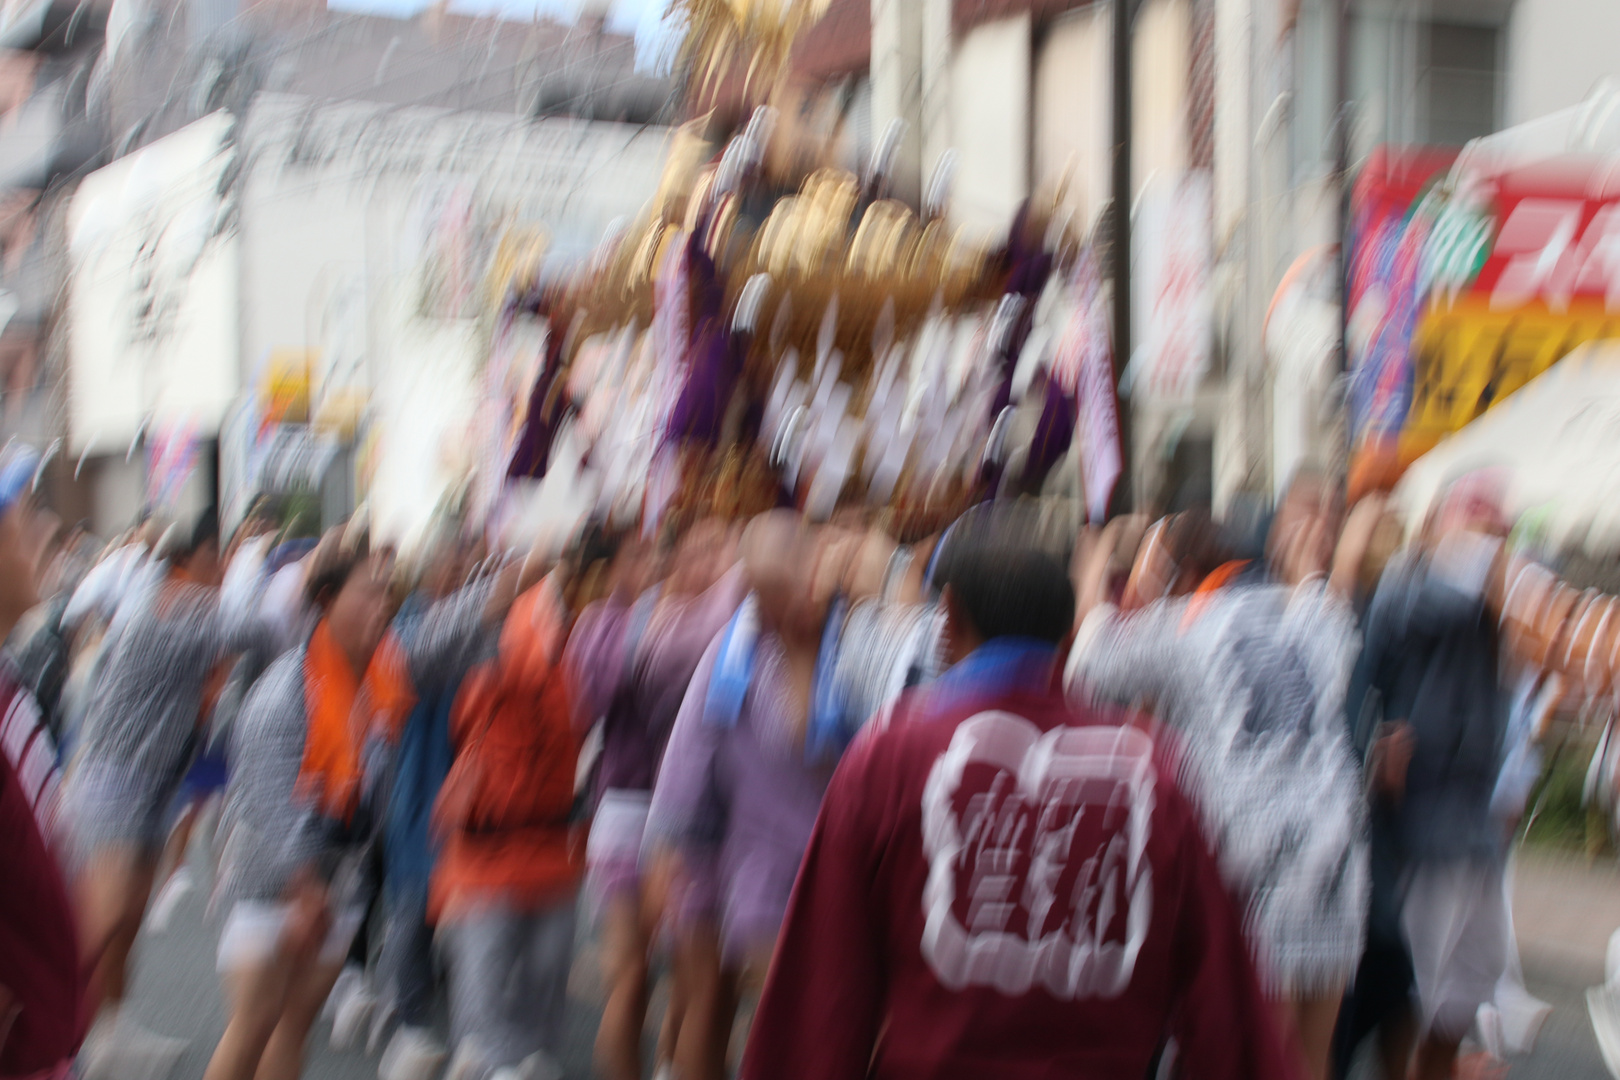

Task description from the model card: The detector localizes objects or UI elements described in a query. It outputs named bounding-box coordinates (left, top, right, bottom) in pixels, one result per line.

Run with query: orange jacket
left=431, top=578, right=582, bottom=921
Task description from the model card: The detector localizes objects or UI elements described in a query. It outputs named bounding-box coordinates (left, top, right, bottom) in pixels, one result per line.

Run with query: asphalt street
left=119, top=860, right=1618, bottom=1080
left=121, top=879, right=602, bottom=1080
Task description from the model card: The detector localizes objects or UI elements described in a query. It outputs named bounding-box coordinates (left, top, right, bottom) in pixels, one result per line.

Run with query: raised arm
left=1330, top=494, right=1388, bottom=598
left=1065, top=595, right=1191, bottom=722
left=397, top=578, right=499, bottom=694
left=213, top=536, right=280, bottom=657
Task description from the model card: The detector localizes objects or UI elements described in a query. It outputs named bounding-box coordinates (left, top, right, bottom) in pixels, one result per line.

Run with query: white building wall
left=1505, top=0, right=1620, bottom=127
left=951, top=15, right=1031, bottom=239
left=89, top=456, right=145, bottom=536
left=237, top=94, right=669, bottom=545
left=920, top=0, right=953, bottom=194
left=872, top=0, right=925, bottom=202
left=1034, top=7, right=1109, bottom=229
left=1133, top=0, right=1190, bottom=187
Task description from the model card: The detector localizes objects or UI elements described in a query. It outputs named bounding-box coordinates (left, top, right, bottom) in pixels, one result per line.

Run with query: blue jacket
left=1362, top=551, right=1507, bottom=865
left=383, top=593, right=476, bottom=893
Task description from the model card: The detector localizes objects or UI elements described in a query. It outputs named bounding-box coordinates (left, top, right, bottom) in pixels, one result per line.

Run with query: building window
left=1417, top=21, right=1500, bottom=146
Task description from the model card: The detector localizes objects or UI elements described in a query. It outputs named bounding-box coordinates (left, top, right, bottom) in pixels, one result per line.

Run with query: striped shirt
left=0, top=663, right=60, bottom=844
left=75, top=580, right=271, bottom=796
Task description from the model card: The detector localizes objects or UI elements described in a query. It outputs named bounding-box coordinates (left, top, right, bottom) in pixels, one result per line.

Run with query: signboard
left=1411, top=159, right=1620, bottom=451
left=259, top=348, right=312, bottom=429
left=1351, top=149, right=1620, bottom=463
left=255, top=424, right=340, bottom=493
left=1407, top=303, right=1620, bottom=440
left=67, top=112, right=238, bottom=454
left=1346, top=147, right=1459, bottom=444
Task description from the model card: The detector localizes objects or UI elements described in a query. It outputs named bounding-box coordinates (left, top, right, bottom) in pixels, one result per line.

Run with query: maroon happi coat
left=0, top=671, right=86, bottom=1080
left=741, top=678, right=1300, bottom=1080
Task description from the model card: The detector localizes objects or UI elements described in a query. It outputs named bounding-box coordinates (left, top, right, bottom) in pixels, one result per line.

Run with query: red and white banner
left=1462, top=160, right=1620, bottom=310
left=1133, top=171, right=1213, bottom=399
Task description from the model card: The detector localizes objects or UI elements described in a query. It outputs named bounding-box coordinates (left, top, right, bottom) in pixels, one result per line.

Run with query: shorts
left=217, top=901, right=365, bottom=973
left=67, top=759, right=175, bottom=860
left=585, top=790, right=651, bottom=912
left=180, top=748, right=229, bottom=800
left=1402, top=859, right=1510, bottom=1040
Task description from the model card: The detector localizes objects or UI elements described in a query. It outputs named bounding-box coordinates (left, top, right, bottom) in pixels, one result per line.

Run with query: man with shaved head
left=643, top=510, right=862, bottom=1079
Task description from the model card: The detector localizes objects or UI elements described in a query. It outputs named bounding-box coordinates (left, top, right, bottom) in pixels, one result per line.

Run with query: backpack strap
left=704, top=594, right=760, bottom=729
left=804, top=594, right=852, bottom=763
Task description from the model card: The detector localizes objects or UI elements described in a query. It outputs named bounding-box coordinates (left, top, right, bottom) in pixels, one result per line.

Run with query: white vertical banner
left=1055, top=250, right=1122, bottom=523
left=1133, top=169, right=1213, bottom=399
left=67, top=112, right=239, bottom=454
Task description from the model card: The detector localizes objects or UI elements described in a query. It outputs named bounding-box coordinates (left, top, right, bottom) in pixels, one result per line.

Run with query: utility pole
left=1335, top=0, right=1351, bottom=381
left=1109, top=0, right=1134, bottom=514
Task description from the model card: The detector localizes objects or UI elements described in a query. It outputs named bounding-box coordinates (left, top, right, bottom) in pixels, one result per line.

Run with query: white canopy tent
left=1393, top=342, right=1620, bottom=553
left=1454, top=78, right=1620, bottom=178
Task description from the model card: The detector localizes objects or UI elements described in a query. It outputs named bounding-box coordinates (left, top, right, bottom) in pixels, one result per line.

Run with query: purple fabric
left=563, top=599, right=633, bottom=736
left=687, top=231, right=724, bottom=324
left=1025, top=378, right=1076, bottom=487
left=646, top=618, right=838, bottom=961
left=988, top=201, right=1056, bottom=421
left=662, top=847, right=720, bottom=938
left=600, top=568, right=746, bottom=793
left=663, top=316, right=739, bottom=448
left=662, top=222, right=748, bottom=450
left=587, top=851, right=642, bottom=906
left=1004, top=202, right=1054, bottom=301
left=507, top=326, right=567, bottom=481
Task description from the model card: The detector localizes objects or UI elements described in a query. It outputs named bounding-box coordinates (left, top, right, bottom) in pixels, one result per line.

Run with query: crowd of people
left=0, top=444, right=1610, bottom=1080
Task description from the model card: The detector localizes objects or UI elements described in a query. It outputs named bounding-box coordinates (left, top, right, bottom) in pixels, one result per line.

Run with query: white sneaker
left=378, top=1026, right=446, bottom=1080
left=1589, top=985, right=1620, bottom=1079
left=325, top=963, right=364, bottom=1021
left=1495, top=977, right=1552, bottom=1054
left=368, top=997, right=398, bottom=1055
left=146, top=868, right=194, bottom=933
left=330, top=981, right=377, bottom=1052
left=496, top=1051, right=561, bottom=1080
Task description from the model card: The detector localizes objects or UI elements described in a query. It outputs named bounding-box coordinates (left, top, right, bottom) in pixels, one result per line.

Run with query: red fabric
left=0, top=749, right=86, bottom=1078
left=740, top=684, right=1300, bottom=1080
left=431, top=581, right=582, bottom=922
